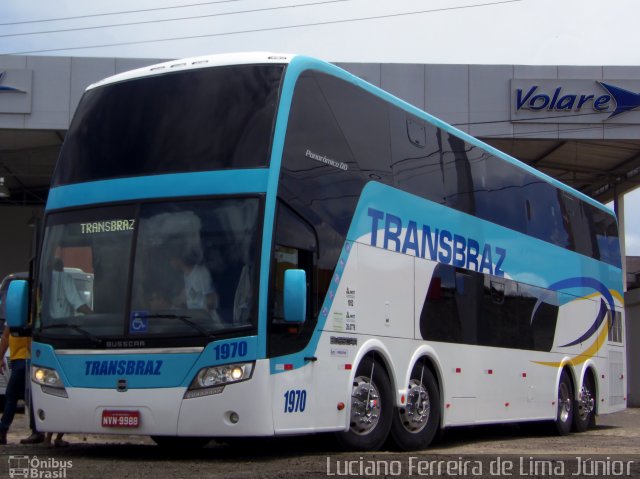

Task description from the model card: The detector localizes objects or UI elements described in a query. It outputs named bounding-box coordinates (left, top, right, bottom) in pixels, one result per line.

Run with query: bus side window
left=390, top=109, right=444, bottom=205
left=420, top=264, right=481, bottom=345
left=490, top=279, right=505, bottom=304
left=608, top=311, right=623, bottom=344
left=420, top=264, right=460, bottom=343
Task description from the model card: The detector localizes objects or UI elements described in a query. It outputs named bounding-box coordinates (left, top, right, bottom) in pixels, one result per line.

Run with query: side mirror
left=283, top=269, right=306, bottom=324
left=6, top=280, right=29, bottom=331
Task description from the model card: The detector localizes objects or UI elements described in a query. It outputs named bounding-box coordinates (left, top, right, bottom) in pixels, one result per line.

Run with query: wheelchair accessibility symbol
left=130, top=312, right=149, bottom=333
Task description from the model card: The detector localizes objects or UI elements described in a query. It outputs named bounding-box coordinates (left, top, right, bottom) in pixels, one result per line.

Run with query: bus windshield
left=53, top=64, right=285, bottom=186
left=35, top=197, right=262, bottom=346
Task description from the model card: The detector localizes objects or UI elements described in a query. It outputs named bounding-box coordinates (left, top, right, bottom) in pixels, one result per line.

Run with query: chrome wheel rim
left=558, top=382, right=572, bottom=423
left=350, top=376, right=381, bottom=435
left=399, top=378, right=430, bottom=433
left=578, top=385, right=594, bottom=421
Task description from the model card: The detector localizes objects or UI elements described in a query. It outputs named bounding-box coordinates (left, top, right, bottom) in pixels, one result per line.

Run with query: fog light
left=229, top=412, right=239, bottom=424
left=38, top=409, right=45, bottom=421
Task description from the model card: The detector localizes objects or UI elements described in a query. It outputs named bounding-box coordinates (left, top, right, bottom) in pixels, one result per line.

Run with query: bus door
left=269, top=202, right=319, bottom=433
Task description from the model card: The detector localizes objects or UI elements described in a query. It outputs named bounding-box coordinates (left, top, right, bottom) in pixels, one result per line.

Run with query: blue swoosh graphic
left=559, top=298, right=608, bottom=347
left=546, top=276, right=615, bottom=347
left=599, top=82, right=640, bottom=118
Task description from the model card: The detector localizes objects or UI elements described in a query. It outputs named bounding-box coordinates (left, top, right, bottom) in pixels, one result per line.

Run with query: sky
left=1, top=0, right=639, bottom=255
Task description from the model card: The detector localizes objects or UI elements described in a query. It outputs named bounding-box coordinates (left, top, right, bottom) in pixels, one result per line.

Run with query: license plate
left=101, top=410, right=140, bottom=428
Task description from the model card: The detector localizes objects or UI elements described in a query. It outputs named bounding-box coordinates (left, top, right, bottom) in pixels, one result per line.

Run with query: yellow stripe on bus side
left=532, top=319, right=609, bottom=368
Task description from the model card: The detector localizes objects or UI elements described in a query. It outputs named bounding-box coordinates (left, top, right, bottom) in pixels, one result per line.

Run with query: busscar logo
left=105, top=340, right=146, bottom=348
left=515, top=80, right=640, bottom=119
left=0, top=71, right=26, bottom=93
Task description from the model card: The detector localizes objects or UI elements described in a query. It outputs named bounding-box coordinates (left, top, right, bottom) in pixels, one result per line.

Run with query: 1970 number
left=284, top=389, right=307, bottom=413
left=213, top=341, right=248, bottom=361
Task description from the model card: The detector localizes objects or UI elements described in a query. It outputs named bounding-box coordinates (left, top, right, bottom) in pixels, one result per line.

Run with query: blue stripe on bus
left=269, top=181, right=622, bottom=374
left=46, top=169, right=270, bottom=211
left=267, top=56, right=619, bottom=371
left=35, top=336, right=258, bottom=389
left=32, top=342, right=198, bottom=388
left=259, top=56, right=349, bottom=358
left=347, top=182, right=622, bottom=291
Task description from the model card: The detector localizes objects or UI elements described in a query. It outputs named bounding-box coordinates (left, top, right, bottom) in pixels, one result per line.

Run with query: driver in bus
left=50, top=257, right=92, bottom=318
left=169, top=248, right=219, bottom=317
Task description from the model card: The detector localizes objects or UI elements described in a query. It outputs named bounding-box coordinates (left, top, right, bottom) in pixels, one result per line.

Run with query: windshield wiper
left=40, top=324, right=104, bottom=345
left=144, top=314, right=216, bottom=340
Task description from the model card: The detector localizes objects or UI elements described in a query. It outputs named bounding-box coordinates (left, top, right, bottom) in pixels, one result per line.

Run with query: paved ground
left=0, top=408, right=638, bottom=478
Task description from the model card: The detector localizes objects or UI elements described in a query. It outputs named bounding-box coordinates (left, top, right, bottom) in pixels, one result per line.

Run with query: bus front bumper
left=30, top=360, right=274, bottom=437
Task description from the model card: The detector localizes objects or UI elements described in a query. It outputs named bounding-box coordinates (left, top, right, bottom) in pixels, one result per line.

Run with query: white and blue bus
left=6, top=53, right=626, bottom=451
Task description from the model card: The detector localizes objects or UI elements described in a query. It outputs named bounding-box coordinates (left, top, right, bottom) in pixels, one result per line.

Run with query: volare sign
left=511, top=79, right=640, bottom=124
left=516, top=85, right=611, bottom=112
left=0, top=69, right=32, bottom=114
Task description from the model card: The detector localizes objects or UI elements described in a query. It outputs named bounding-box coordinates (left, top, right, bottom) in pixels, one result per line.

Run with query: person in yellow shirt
left=0, top=325, right=43, bottom=445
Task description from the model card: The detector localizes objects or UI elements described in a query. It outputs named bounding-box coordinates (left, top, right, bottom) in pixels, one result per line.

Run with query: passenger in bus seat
left=169, top=248, right=219, bottom=316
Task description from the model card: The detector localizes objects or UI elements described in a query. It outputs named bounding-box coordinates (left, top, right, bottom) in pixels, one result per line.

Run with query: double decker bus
left=6, top=53, right=625, bottom=451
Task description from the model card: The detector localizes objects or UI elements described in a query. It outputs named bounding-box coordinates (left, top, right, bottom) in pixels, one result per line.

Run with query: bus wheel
left=335, top=357, right=393, bottom=451
left=151, top=436, right=211, bottom=448
left=554, top=370, right=574, bottom=435
left=390, top=363, right=441, bottom=451
left=573, top=374, right=596, bottom=432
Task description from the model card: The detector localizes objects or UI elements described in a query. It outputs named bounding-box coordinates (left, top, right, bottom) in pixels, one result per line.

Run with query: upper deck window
left=53, top=64, right=284, bottom=186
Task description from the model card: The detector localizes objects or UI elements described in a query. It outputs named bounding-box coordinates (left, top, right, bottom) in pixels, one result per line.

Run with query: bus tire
left=390, top=363, right=441, bottom=451
left=573, top=374, right=596, bottom=432
left=554, top=370, right=574, bottom=436
left=335, top=357, right=393, bottom=451
left=151, top=436, right=211, bottom=448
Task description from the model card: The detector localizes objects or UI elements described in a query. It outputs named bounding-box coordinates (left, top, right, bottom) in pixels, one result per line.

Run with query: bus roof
left=283, top=55, right=616, bottom=218
left=87, top=52, right=614, bottom=218
left=88, top=52, right=296, bottom=90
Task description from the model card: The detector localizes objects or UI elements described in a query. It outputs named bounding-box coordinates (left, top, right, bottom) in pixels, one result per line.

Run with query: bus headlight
left=184, top=362, right=254, bottom=399
left=32, top=366, right=64, bottom=388
left=32, top=366, right=68, bottom=397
